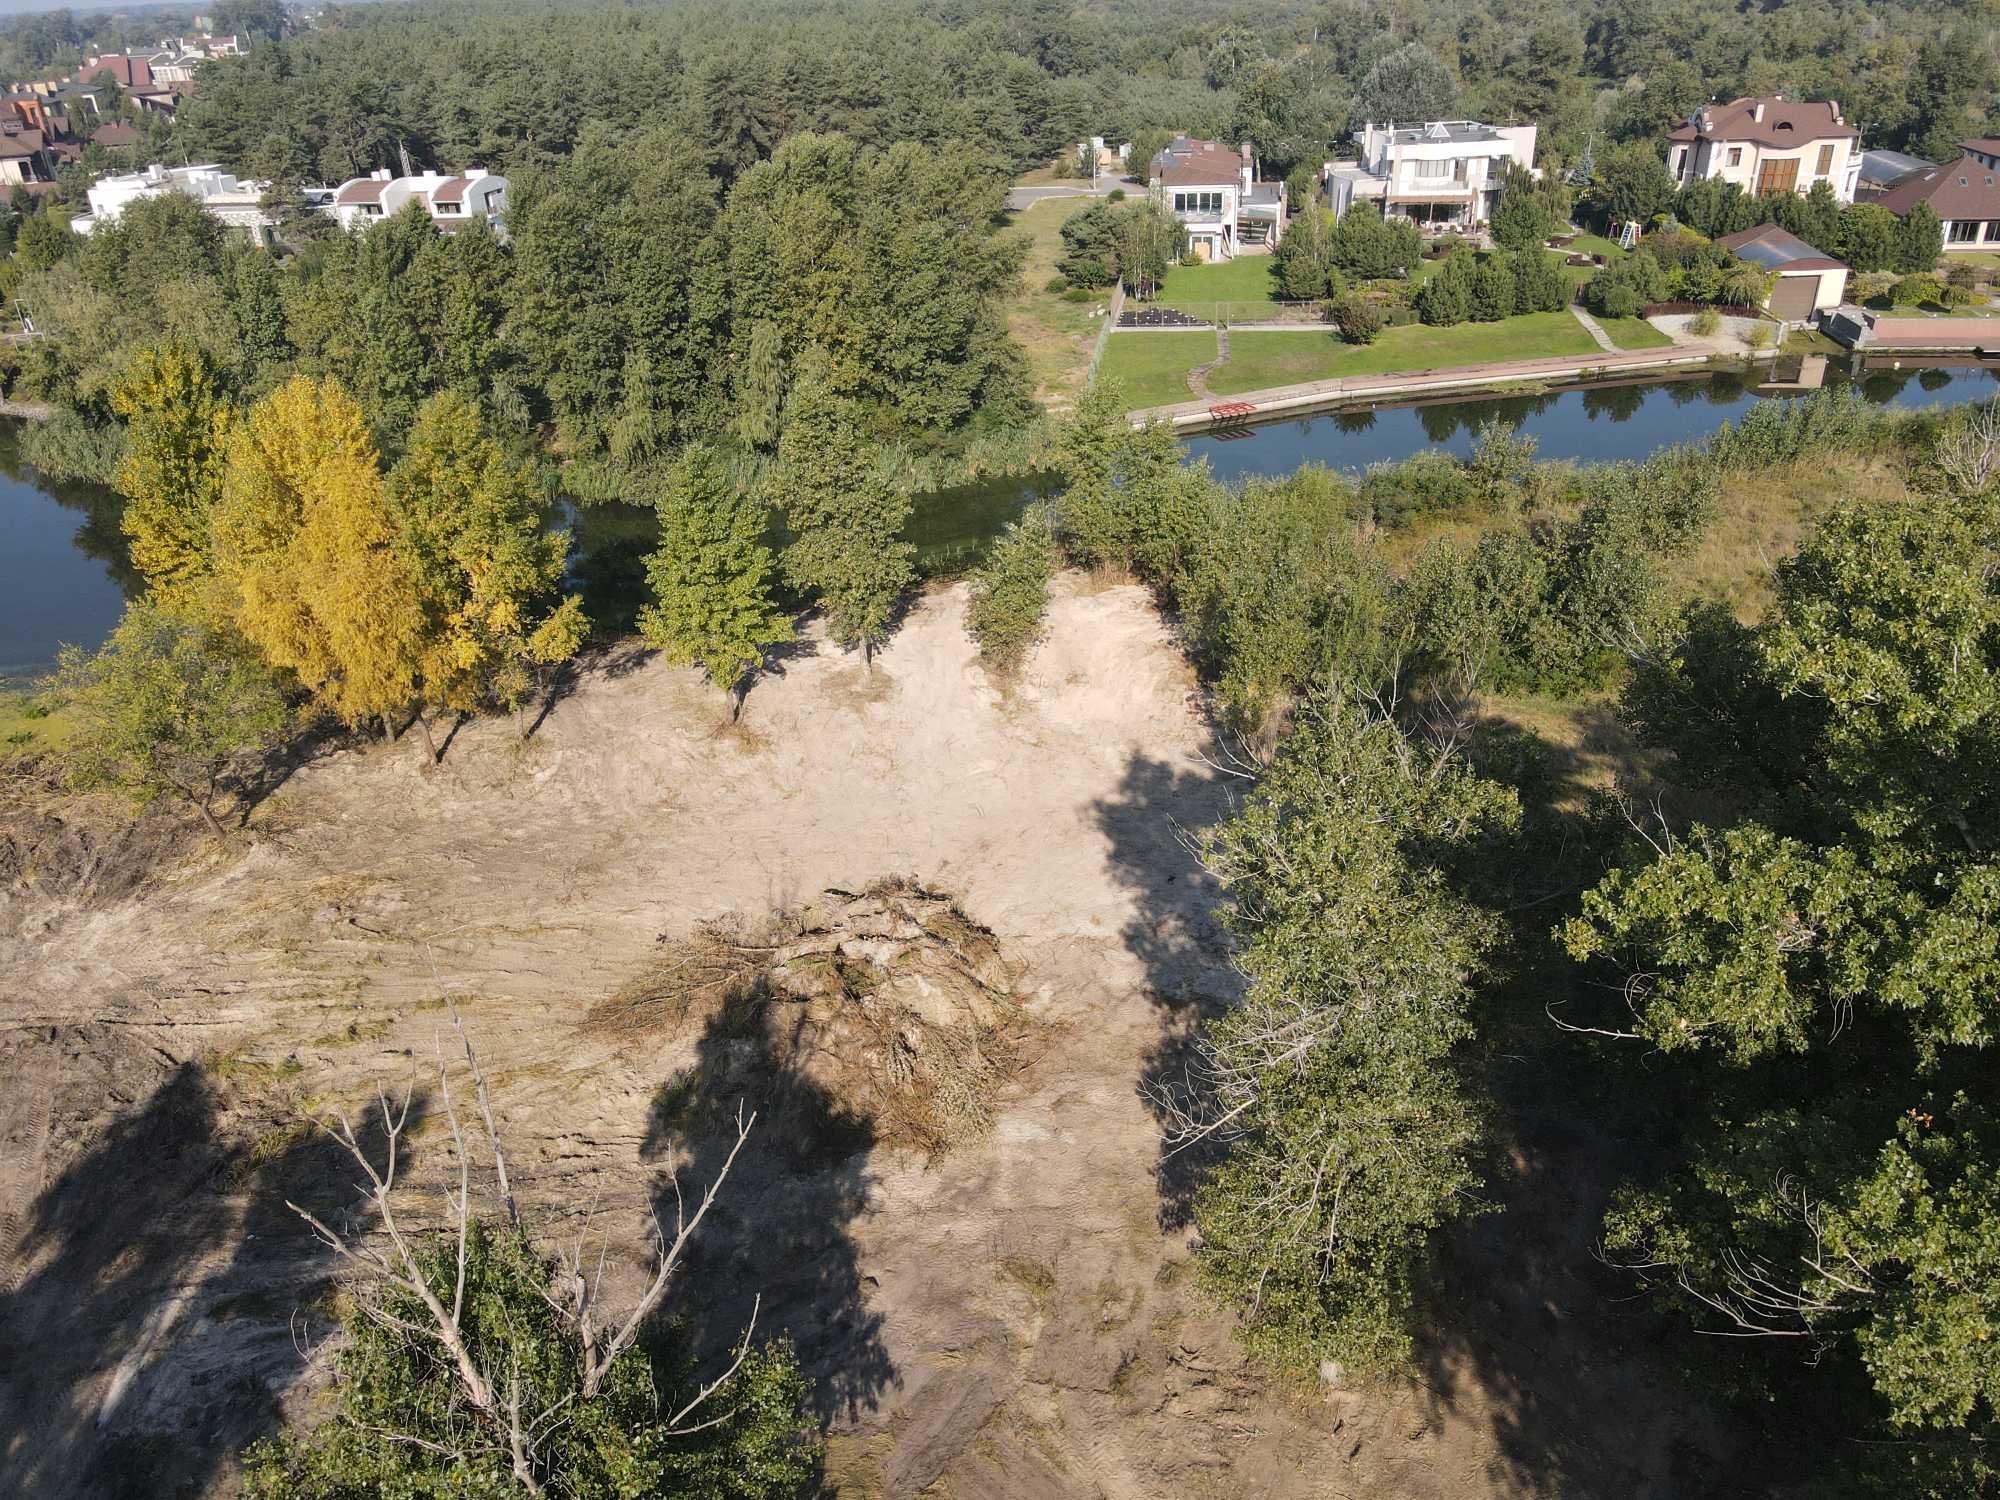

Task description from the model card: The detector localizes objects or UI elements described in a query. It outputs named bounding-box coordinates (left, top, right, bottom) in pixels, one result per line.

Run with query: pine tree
left=1470, top=254, right=1518, bottom=320
left=639, top=443, right=791, bottom=715
left=111, top=340, right=237, bottom=604
left=1896, top=201, right=1945, bottom=274
left=776, top=376, right=914, bottom=666
left=1415, top=249, right=1474, bottom=325
left=387, top=390, right=586, bottom=756
left=212, top=376, right=424, bottom=734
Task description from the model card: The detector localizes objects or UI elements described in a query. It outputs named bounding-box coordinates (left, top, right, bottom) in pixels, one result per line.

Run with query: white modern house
left=69, top=163, right=279, bottom=243
left=1147, top=136, right=1285, bottom=261
left=1666, top=95, right=1862, bottom=202
left=1325, top=120, right=1539, bottom=228
left=328, top=167, right=508, bottom=233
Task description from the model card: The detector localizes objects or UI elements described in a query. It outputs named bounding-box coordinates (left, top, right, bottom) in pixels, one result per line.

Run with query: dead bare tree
left=1936, top=395, right=2000, bottom=497
left=287, top=1001, right=762, bottom=1493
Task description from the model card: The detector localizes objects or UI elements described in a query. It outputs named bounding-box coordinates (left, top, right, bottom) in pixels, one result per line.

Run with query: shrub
left=1108, top=187, right=1126, bottom=202
left=1331, top=295, right=1384, bottom=344
left=967, top=503, right=1059, bottom=674
left=1689, top=307, right=1720, bottom=337
left=1061, top=286, right=1096, bottom=302
left=1745, top=320, right=1772, bottom=349
left=1891, top=273, right=1946, bottom=308
left=1946, top=260, right=1981, bottom=296
left=1044, top=274, right=1070, bottom=293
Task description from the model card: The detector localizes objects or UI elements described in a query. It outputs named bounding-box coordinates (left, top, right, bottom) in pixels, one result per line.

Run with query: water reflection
left=0, top=427, right=135, bottom=683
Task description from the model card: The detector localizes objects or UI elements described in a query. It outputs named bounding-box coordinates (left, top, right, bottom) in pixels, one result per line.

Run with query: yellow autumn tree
left=111, top=340, right=237, bottom=605
left=212, top=376, right=424, bottom=734
left=386, top=389, right=587, bottom=756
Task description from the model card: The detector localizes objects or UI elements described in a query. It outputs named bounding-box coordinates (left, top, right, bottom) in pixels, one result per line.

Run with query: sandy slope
left=0, top=578, right=1721, bottom=1499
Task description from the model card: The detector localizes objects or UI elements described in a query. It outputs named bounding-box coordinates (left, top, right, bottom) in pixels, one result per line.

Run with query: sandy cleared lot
left=0, top=578, right=1720, bottom=1498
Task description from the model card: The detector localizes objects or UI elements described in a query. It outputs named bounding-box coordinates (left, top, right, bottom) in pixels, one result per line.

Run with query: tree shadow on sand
left=645, top=994, right=896, bottom=1427
left=1089, top=727, right=1748, bottom=1494
left=0, top=1057, right=405, bottom=1499
left=1089, top=749, right=1244, bottom=1232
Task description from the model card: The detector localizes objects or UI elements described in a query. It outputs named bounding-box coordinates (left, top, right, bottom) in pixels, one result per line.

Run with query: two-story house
left=1666, top=95, right=1861, bottom=202
left=328, top=167, right=509, bottom=234
left=1148, top=137, right=1285, bottom=262
left=1324, top=119, right=1538, bottom=228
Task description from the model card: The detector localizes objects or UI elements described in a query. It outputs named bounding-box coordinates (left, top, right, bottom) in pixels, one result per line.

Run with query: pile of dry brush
left=589, top=878, right=1026, bottom=1157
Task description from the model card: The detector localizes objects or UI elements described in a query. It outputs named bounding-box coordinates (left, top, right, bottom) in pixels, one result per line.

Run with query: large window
left=1173, top=190, right=1224, bottom=214
left=1756, top=157, right=1799, bottom=195
left=1816, top=144, right=1834, bottom=177
left=1413, top=158, right=1453, bottom=181
left=1949, top=218, right=1981, bottom=243
left=1727, top=146, right=1743, bottom=167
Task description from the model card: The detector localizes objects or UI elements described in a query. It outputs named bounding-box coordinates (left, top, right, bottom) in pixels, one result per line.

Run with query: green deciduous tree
left=52, top=600, right=288, bottom=838
left=775, top=376, right=914, bottom=664
left=1351, top=43, right=1456, bottom=124
left=966, top=502, right=1058, bottom=675
left=639, top=443, right=791, bottom=715
left=1565, top=488, right=2000, bottom=1497
left=1176, top=697, right=1517, bottom=1372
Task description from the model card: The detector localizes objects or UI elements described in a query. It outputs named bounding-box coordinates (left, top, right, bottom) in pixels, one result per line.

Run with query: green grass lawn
left=1207, top=312, right=1604, bottom=395
left=1593, top=315, right=1675, bottom=350
left=1156, top=257, right=1282, bottom=316
left=1096, top=330, right=1215, bottom=408
left=1565, top=232, right=1626, bottom=258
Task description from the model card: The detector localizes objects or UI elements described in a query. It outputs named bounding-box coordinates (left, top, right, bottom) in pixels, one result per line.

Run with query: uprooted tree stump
left=590, top=879, right=1026, bottom=1157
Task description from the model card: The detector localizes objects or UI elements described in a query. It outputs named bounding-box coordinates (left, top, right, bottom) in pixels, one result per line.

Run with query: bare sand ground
left=0, top=577, right=1726, bottom=1499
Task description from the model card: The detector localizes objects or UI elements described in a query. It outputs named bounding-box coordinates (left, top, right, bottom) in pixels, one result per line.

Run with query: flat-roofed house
left=1666, top=95, right=1861, bottom=202
left=1715, top=222, right=1850, bottom=321
left=1325, top=119, right=1538, bottom=228
left=1147, top=136, right=1285, bottom=262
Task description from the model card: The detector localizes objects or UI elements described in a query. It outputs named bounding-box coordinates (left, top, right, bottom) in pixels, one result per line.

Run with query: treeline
left=10, top=127, right=1028, bottom=486
left=970, top=379, right=2000, bottom=1494
left=122, top=0, right=1997, bottom=194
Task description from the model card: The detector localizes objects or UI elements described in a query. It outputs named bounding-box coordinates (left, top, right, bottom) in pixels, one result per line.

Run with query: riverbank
left=1128, top=339, right=1748, bottom=431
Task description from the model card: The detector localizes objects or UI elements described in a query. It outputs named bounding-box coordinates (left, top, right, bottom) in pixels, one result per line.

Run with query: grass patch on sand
left=0, top=686, right=75, bottom=756
left=1096, top=330, right=1214, bottom=408
left=1206, top=312, right=1601, bottom=394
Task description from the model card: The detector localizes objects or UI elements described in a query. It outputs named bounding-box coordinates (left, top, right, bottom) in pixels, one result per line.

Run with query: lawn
left=1096, top=330, right=1214, bottom=407
left=1000, top=196, right=1116, bottom=408
left=1593, top=315, right=1675, bottom=350
left=1206, top=312, right=1604, bottom=395
left=1156, top=256, right=1283, bottom=318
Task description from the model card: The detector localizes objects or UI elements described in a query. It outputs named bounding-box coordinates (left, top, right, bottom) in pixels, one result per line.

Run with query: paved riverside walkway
left=1126, top=338, right=1737, bottom=431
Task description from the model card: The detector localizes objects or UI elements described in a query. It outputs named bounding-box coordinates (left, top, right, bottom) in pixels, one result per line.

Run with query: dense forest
left=3, top=0, right=2000, bottom=1494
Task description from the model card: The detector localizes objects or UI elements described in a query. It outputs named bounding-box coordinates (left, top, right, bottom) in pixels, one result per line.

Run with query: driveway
left=1005, top=179, right=1133, bottom=211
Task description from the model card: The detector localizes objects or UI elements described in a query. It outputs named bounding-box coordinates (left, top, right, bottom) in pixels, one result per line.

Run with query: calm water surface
left=0, top=428, right=134, bottom=685
left=6, top=358, right=1999, bottom=678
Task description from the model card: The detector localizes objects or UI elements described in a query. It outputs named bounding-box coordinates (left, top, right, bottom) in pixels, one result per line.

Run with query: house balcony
left=1174, top=208, right=1229, bottom=225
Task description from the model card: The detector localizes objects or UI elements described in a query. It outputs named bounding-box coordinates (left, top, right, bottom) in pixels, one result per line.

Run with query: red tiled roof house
left=1667, top=95, right=1861, bottom=202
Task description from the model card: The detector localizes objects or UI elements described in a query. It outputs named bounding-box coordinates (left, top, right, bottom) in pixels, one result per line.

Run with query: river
left=4, top=356, right=1998, bottom=679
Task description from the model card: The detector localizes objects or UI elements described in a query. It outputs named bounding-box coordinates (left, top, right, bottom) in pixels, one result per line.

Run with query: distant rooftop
left=1368, top=120, right=1504, bottom=146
